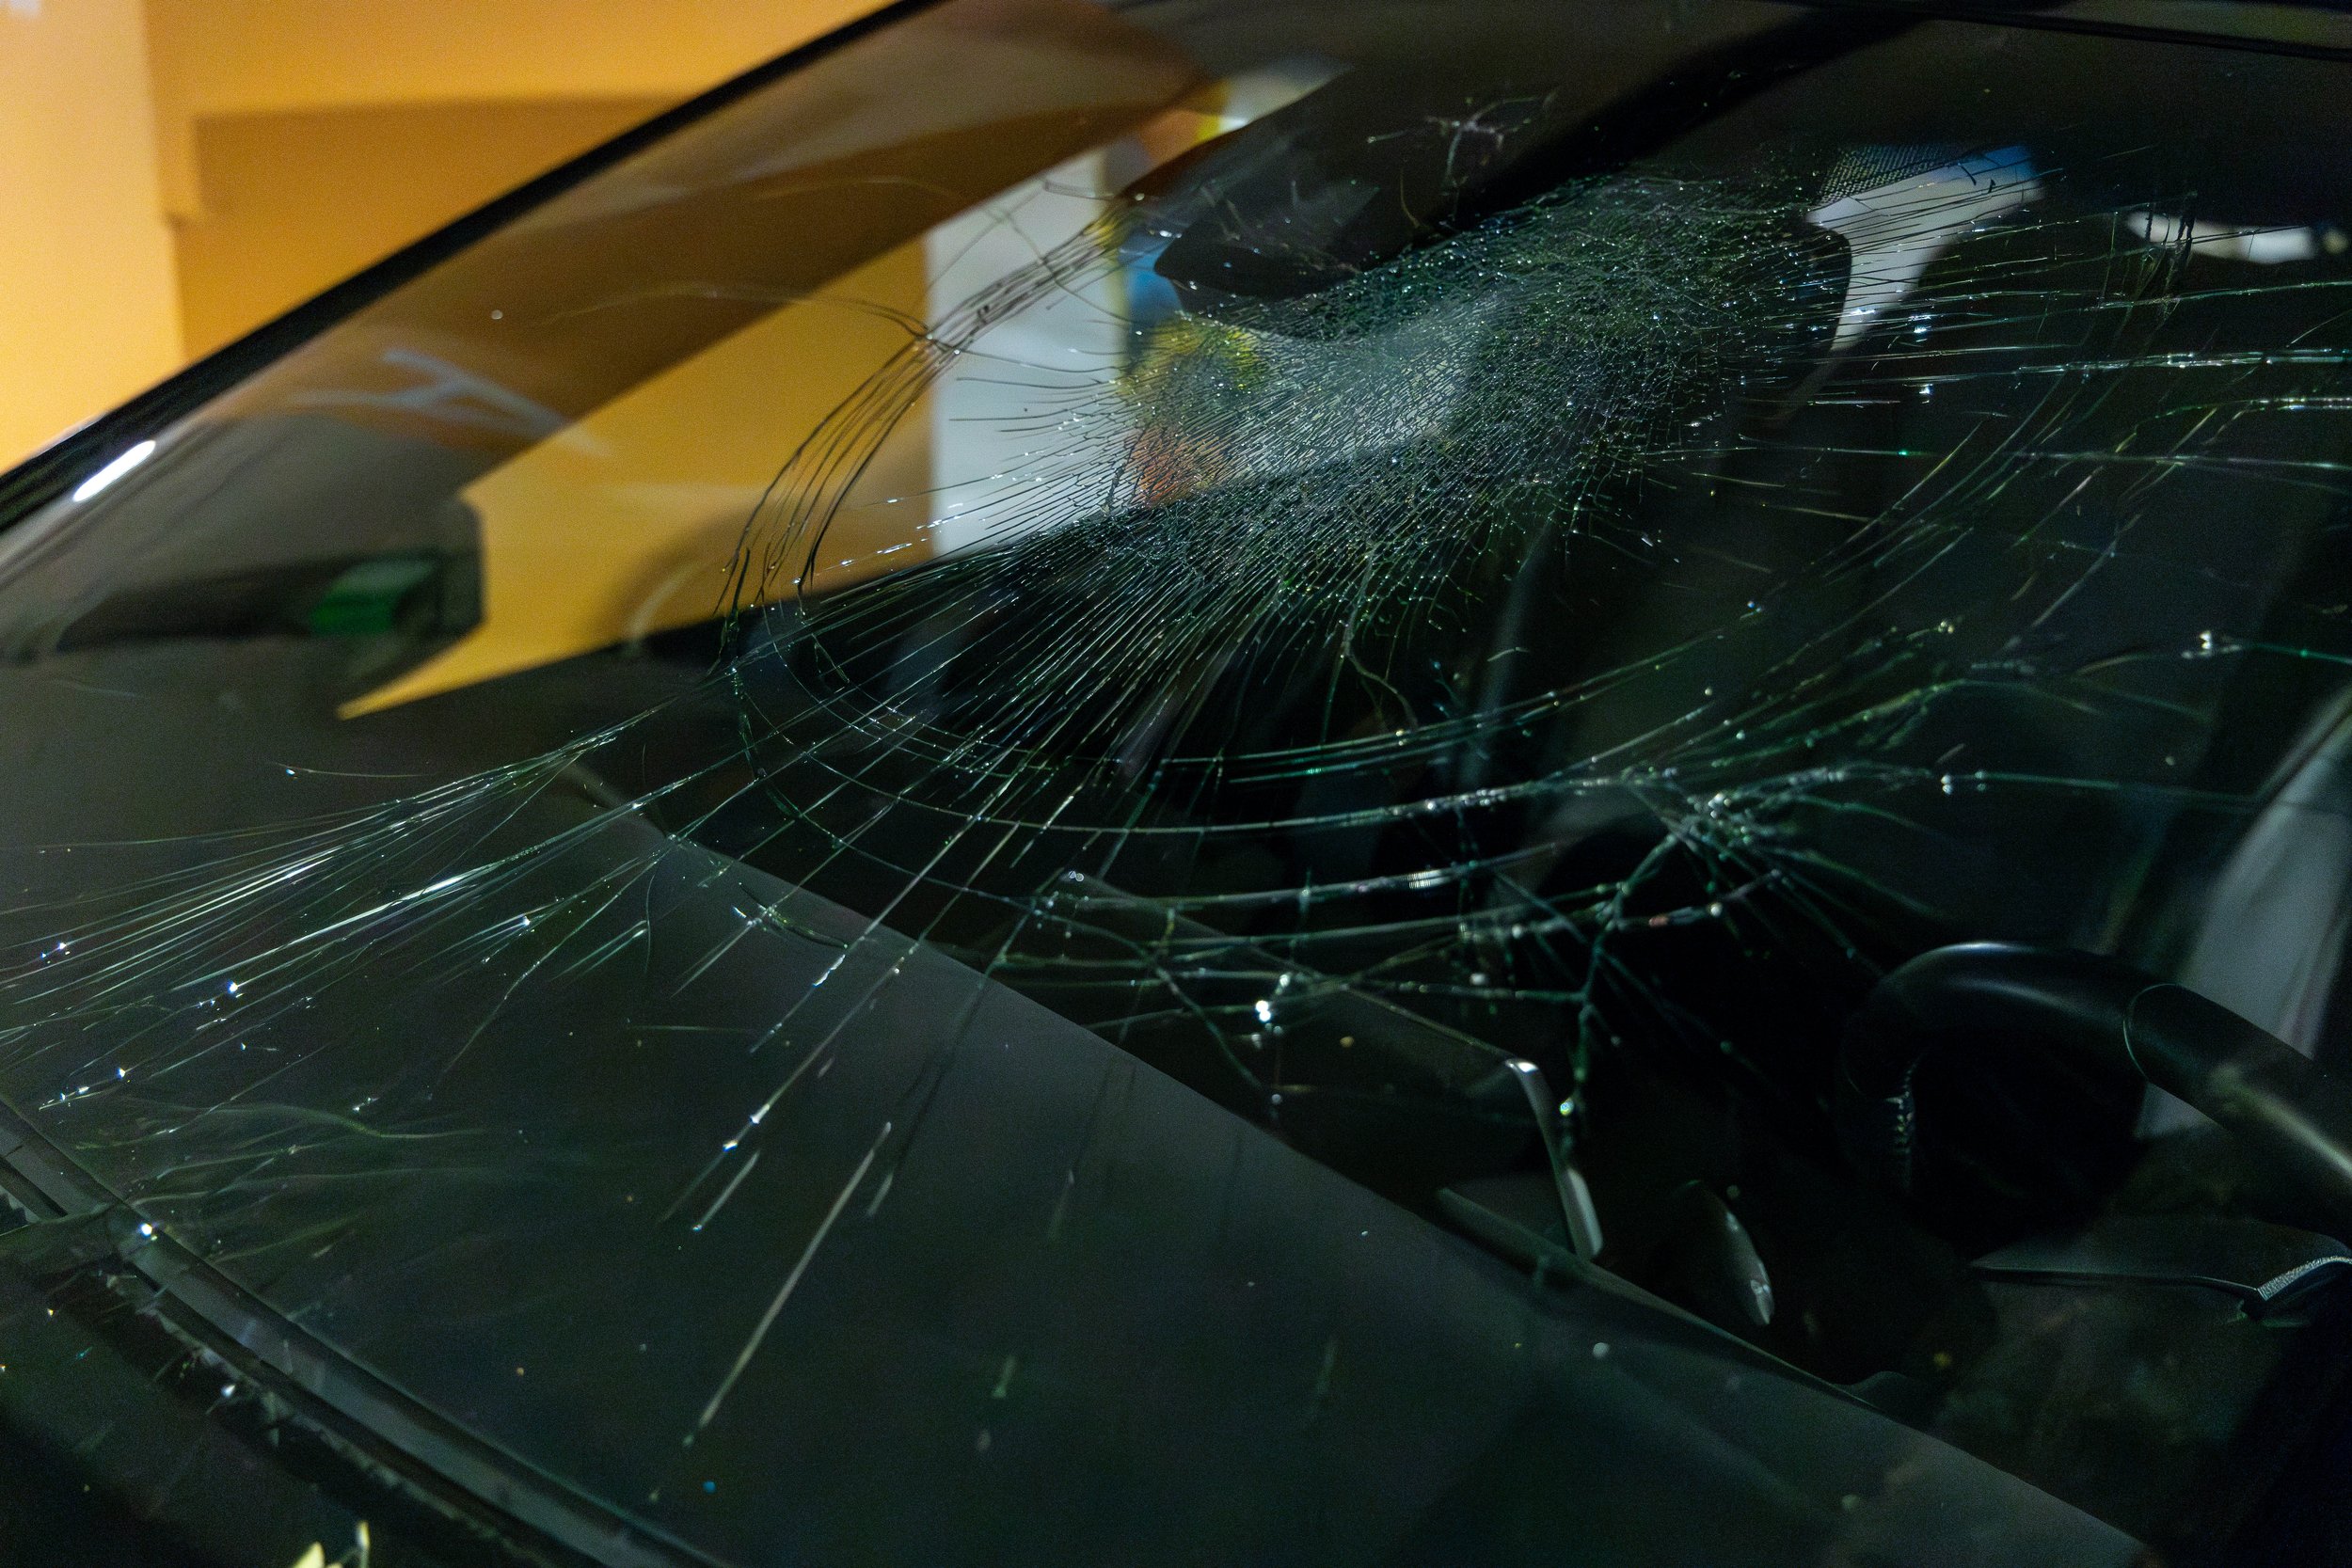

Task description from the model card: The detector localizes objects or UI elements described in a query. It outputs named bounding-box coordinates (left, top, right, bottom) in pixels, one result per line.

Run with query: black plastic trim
left=1771, top=0, right=2352, bottom=62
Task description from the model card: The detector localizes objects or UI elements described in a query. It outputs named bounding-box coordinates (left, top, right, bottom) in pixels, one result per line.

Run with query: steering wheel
left=1836, top=943, right=2352, bottom=1236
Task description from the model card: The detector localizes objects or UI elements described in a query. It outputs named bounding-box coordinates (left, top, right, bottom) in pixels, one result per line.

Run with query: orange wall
left=144, top=0, right=878, bottom=131
left=173, top=97, right=672, bottom=357
left=0, top=0, right=882, bottom=468
left=0, top=0, right=183, bottom=468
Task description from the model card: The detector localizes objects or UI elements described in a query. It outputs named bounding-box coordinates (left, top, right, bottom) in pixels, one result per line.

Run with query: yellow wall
left=349, top=242, right=935, bottom=714
left=0, top=0, right=183, bottom=468
left=144, top=0, right=877, bottom=160
left=153, top=0, right=880, bottom=360
left=173, top=97, right=671, bottom=357
left=0, top=0, right=880, bottom=469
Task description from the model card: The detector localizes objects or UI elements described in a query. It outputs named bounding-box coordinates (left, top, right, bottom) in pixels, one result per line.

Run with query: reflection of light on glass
left=1811, top=147, right=2039, bottom=351
left=71, top=439, right=155, bottom=503
left=2125, top=210, right=2345, bottom=265
left=922, top=61, right=1340, bottom=556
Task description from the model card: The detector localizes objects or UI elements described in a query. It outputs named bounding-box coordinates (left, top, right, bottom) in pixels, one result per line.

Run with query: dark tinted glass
left=6, top=1, right=2352, bottom=1561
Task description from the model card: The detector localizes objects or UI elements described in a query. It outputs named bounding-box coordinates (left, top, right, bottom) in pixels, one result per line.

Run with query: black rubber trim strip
left=1769, top=0, right=2352, bottom=61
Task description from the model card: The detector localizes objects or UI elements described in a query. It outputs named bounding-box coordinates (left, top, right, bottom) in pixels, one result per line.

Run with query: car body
left=4, top=0, right=2352, bottom=1562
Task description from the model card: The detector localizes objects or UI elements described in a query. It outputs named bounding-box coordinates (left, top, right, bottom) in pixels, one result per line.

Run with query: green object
left=305, top=554, right=438, bottom=637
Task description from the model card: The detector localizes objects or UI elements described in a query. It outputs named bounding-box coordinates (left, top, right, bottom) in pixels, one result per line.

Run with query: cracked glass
left=6, top=0, right=2352, bottom=1562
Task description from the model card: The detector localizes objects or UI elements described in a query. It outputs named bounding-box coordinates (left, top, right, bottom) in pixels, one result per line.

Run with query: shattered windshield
left=8, top=0, right=2352, bottom=1561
